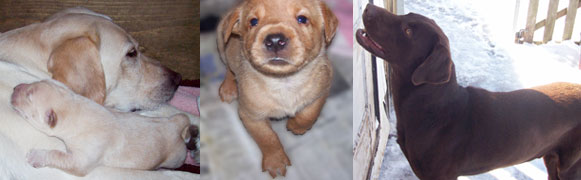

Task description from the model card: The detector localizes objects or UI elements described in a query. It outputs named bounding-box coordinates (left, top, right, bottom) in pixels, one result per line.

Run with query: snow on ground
left=379, top=0, right=581, bottom=179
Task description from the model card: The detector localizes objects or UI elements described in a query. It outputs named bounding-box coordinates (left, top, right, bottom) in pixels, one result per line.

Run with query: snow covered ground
left=379, top=0, right=581, bottom=179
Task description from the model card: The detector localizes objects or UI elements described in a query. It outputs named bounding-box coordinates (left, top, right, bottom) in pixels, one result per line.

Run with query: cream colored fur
left=0, top=7, right=198, bottom=179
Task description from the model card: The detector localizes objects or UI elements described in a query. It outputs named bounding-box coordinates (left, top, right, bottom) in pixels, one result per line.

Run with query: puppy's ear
left=48, top=34, right=106, bottom=104
left=411, top=42, right=453, bottom=86
left=218, top=6, right=242, bottom=44
left=319, top=2, right=338, bottom=44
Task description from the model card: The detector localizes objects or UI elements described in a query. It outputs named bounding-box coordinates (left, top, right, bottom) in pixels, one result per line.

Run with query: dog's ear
left=218, top=6, right=242, bottom=44
left=411, top=42, right=453, bottom=86
left=319, top=2, right=338, bottom=44
left=48, top=33, right=106, bottom=105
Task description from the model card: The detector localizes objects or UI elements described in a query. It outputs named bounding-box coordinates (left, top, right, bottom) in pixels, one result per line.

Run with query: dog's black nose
left=264, top=33, right=287, bottom=52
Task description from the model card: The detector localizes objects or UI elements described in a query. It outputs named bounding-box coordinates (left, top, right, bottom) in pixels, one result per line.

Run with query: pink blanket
left=169, top=86, right=200, bottom=116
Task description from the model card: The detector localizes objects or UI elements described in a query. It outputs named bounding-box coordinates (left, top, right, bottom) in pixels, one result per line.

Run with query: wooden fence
left=516, top=0, right=580, bottom=44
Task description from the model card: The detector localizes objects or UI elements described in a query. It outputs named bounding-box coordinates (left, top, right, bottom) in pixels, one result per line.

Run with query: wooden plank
left=0, top=0, right=200, bottom=80
left=543, top=0, right=560, bottom=43
left=534, top=2, right=581, bottom=30
left=353, top=0, right=377, bottom=179
left=353, top=111, right=375, bottom=180
left=383, top=0, right=396, bottom=14
left=524, top=0, right=539, bottom=43
left=513, top=0, right=521, bottom=32
left=563, top=0, right=579, bottom=40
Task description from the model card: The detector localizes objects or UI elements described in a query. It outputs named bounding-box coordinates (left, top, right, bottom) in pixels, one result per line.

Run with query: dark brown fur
left=356, top=4, right=581, bottom=180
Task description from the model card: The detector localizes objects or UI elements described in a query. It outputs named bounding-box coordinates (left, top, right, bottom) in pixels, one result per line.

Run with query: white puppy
left=10, top=80, right=190, bottom=177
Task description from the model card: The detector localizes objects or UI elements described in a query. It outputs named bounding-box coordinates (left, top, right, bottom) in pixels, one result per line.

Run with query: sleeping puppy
left=10, top=80, right=190, bottom=177
left=216, top=0, right=338, bottom=177
left=357, top=4, right=581, bottom=180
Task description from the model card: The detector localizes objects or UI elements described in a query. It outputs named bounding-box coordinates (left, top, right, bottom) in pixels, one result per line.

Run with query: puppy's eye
left=126, top=48, right=138, bottom=58
left=297, top=15, right=308, bottom=24
left=405, top=28, right=413, bottom=36
left=250, top=18, right=258, bottom=27
left=130, top=108, right=142, bottom=112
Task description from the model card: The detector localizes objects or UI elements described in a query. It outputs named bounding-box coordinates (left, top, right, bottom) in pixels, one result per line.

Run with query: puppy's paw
left=219, top=80, right=238, bottom=103
left=286, top=118, right=312, bottom=135
left=26, top=149, right=48, bottom=168
left=186, top=125, right=199, bottom=150
left=185, top=125, right=200, bottom=164
left=262, top=151, right=291, bottom=178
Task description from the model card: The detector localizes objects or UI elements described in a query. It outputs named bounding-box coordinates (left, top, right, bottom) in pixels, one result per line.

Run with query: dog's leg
left=551, top=130, right=581, bottom=180
left=287, top=93, right=328, bottom=135
left=544, top=152, right=561, bottom=180
left=219, top=69, right=238, bottom=103
left=239, top=109, right=291, bottom=178
left=26, top=149, right=99, bottom=176
left=558, top=158, right=581, bottom=180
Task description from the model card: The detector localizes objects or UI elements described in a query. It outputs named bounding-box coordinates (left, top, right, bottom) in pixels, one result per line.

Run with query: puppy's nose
left=13, top=83, right=30, bottom=94
left=264, top=33, right=287, bottom=52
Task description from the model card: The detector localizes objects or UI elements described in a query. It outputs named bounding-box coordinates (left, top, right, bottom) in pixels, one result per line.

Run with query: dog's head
left=356, top=4, right=453, bottom=86
left=44, top=8, right=181, bottom=112
left=10, top=80, right=85, bottom=135
left=219, top=0, right=338, bottom=76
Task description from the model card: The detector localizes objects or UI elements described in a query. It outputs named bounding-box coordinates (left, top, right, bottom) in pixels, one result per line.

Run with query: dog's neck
left=390, top=63, right=468, bottom=124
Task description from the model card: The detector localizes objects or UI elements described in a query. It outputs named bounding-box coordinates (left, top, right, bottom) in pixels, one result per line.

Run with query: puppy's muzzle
left=11, top=83, right=32, bottom=105
left=263, top=33, right=291, bottom=66
left=264, top=33, right=287, bottom=53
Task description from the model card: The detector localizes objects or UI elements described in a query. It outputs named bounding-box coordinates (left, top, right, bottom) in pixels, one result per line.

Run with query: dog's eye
left=250, top=18, right=258, bottom=27
left=297, top=15, right=308, bottom=24
left=126, top=48, right=138, bottom=58
left=405, top=28, right=413, bottom=36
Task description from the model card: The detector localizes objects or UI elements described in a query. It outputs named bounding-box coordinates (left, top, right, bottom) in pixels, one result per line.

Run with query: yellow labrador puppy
left=217, top=0, right=337, bottom=177
left=11, top=80, right=190, bottom=176
left=0, top=7, right=197, bottom=179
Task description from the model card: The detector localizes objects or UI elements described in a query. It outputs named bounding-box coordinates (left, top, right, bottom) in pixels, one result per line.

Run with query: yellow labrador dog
left=0, top=7, right=198, bottom=179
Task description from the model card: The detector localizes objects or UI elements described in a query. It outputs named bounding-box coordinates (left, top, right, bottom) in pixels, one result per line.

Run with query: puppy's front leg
left=239, top=109, right=291, bottom=178
left=287, top=93, right=328, bottom=135
left=219, top=69, right=238, bottom=103
left=27, top=149, right=98, bottom=176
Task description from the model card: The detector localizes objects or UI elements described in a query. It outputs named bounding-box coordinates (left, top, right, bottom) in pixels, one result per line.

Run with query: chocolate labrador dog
left=356, top=4, right=581, bottom=180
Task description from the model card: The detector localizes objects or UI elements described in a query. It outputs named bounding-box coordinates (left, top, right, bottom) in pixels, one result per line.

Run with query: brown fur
left=48, top=35, right=106, bottom=105
left=216, top=0, right=337, bottom=177
left=357, top=4, right=581, bottom=180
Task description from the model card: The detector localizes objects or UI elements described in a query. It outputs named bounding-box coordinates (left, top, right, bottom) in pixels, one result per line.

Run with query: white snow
left=379, top=0, right=581, bottom=179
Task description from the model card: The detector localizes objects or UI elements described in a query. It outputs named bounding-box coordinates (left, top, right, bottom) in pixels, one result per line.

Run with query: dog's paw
left=26, top=149, right=48, bottom=168
left=286, top=118, right=312, bottom=135
left=262, top=151, right=291, bottom=178
left=219, top=81, right=238, bottom=103
left=185, top=125, right=200, bottom=164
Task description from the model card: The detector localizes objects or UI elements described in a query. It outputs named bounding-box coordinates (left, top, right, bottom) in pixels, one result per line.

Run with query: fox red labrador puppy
left=356, top=4, right=581, bottom=180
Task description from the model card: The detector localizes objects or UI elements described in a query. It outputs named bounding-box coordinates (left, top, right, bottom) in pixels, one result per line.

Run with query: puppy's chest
left=263, top=76, right=318, bottom=112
